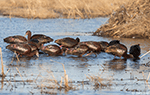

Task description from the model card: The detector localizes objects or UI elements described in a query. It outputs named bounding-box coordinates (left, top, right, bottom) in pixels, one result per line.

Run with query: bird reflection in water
left=107, top=59, right=127, bottom=70
left=68, top=56, right=89, bottom=68
left=68, top=56, right=88, bottom=62
left=8, top=55, right=38, bottom=67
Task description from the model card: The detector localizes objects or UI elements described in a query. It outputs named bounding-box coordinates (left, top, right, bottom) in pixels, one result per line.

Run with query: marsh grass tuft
left=38, top=59, right=76, bottom=94
left=0, top=0, right=129, bottom=19
left=86, top=74, right=112, bottom=89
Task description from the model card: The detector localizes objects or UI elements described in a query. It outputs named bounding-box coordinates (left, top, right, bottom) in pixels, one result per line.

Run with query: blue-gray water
left=0, top=16, right=150, bottom=95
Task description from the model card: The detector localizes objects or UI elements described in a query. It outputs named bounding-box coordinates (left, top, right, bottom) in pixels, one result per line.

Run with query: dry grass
left=85, top=65, right=113, bottom=89
left=0, top=0, right=129, bottom=19
left=0, top=47, right=4, bottom=76
left=37, top=60, right=76, bottom=94
left=93, top=0, right=150, bottom=39
left=86, top=74, right=112, bottom=89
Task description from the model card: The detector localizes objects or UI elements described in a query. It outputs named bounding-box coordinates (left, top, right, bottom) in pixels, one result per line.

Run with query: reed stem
left=16, top=67, right=24, bottom=83
left=0, top=47, right=5, bottom=77
left=140, top=50, right=150, bottom=58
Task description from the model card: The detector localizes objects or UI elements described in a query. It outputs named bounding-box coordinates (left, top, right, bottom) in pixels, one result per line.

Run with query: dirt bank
left=93, top=0, right=150, bottom=39
left=0, top=0, right=129, bottom=19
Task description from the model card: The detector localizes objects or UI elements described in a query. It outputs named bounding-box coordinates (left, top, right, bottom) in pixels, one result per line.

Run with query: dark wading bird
left=40, top=44, right=63, bottom=56
left=6, top=43, right=39, bottom=57
left=79, top=41, right=101, bottom=57
left=129, top=44, right=141, bottom=60
left=4, top=30, right=53, bottom=45
left=65, top=44, right=90, bottom=57
left=105, top=43, right=133, bottom=59
left=55, top=37, right=80, bottom=48
left=97, top=41, right=108, bottom=52
left=25, top=30, right=53, bottom=44
left=4, top=35, right=27, bottom=44
left=27, top=39, right=41, bottom=51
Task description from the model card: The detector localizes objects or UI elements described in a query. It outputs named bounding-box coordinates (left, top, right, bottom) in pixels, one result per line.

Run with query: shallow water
left=0, top=16, right=150, bottom=95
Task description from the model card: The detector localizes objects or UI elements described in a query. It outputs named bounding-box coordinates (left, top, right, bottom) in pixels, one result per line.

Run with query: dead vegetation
left=37, top=59, right=76, bottom=94
left=0, top=0, right=129, bottom=19
left=93, top=0, right=150, bottom=39
left=86, top=74, right=112, bottom=89
left=0, top=47, right=5, bottom=77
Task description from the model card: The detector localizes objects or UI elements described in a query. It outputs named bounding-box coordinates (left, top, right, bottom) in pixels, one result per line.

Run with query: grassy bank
left=93, top=0, right=150, bottom=39
left=0, top=0, right=129, bottom=19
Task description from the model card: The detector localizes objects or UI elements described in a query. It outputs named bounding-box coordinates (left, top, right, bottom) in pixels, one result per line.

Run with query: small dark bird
left=105, top=43, right=133, bottom=59
left=40, top=44, right=63, bottom=56
left=65, top=44, right=90, bottom=57
left=4, top=35, right=27, bottom=44
left=79, top=41, right=101, bottom=57
left=6, top=43, right=39, bottom=57
left=129, top=44, right=141, bottom=60
left=25, top=30, right=53, bottom=44
left=27, top=39, right=41, bottom=51
left=97, top=41, right=108, bottom=52
left=55, top=37, right=80, bottom=48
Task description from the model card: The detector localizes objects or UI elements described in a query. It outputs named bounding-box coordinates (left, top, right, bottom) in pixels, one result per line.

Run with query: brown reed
left=93, top=0, right=150, bottom=39
left=16, top=67, right=24, bottom=83
left=0, top=47, right=5, bottom=77
left=0, top=0, right=129, bottom=19
left=38, top=60, right=76, bottom=93
left=50, top=59, right=70, bottom=89
left=86, top=74, right=112, bottom=89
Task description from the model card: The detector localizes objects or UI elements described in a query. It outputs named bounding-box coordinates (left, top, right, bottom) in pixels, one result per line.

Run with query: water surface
left=0, top=17, right=150, bottom=94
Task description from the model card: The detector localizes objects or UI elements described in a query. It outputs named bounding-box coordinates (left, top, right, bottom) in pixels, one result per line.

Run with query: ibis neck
left=28, top=32, right=32, bottom=40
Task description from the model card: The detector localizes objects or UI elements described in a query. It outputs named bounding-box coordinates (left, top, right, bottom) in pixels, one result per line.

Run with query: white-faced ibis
left=55, top=37, right=80, bottom=48
left=27, top=39, right=41, bottom=51
left=79, top=41, right=101, bottom=57
left=40, top=44, right=63, bottom=56
left=26, top=39, right=44, bottom=50
left=65, top=44, right=90, bottom=57
left=4, top=35, right=27, bottom=44
left=25, top=30, right=53, bottom=44
left=129, top=44, right=141, bottom=59
left=105, top=43, right=133, bottom=59
left=97, top=41, right=108, bottom=52
left=6, top=43, right=39, bottom=57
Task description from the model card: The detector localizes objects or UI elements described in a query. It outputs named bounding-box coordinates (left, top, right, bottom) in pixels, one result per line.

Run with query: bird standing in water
left=105, top=43, right=133, bottom=59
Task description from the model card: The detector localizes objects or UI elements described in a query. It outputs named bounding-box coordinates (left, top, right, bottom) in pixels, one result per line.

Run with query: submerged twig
left=5, top=68, right=10, bottom=76
left=16, top=67, right=24, bottom=83
left=34, top=73, right=41, bottom=83
left=146, top=72, right=150, bottom=89
left=146, top=72, right=150, bottom=82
